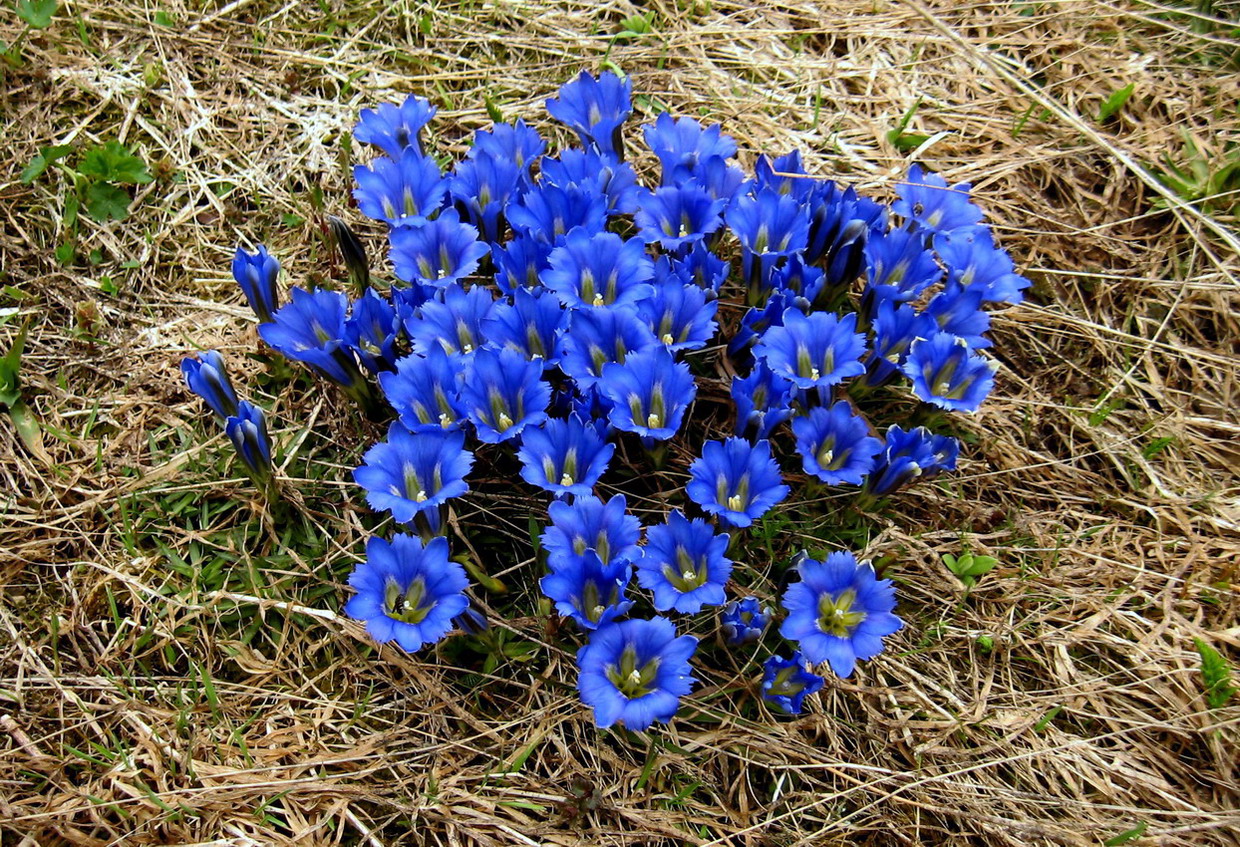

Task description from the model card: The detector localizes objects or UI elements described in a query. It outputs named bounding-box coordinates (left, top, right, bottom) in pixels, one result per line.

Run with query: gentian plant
left=180, top=68, right=1027, bottom=730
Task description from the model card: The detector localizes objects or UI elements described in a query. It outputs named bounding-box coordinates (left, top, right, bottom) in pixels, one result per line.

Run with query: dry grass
left=2, top=0, right=1239, bottom=844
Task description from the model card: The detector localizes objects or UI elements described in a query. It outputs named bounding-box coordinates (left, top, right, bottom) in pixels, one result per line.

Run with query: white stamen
left=627, top=669, right=642, bottom=686
left=647, top=412, right=662, bottom=428
left=559, top=472, right=574, bottom=486
left=592, top=293, right=605, bottom=307
left=661, top=332, right=674, bottom=345
left=438, top=413, right=452, bottom=427
left=497, top=412, right=514, bottom=430
left=726, top=494, right=744, bottom=512
left=810, top=366, right=821, bottom=380
left=681, top=569, right=696, bottom=582
left=414, top=490, right=428, bottom=503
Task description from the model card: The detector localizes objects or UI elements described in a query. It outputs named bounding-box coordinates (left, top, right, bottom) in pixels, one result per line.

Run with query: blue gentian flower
left=480, top=287, right=567, bottom=365
left=389, top=209, right=491, bottom=288
left=258, top=287, right=366, bottom=389
left=541, top=493, right=642, bottom=570
left=343, top=289, right=400, bottom=373
left=404, top=282, right=497, bottom=358
left=721, top=597, right=769, bottom=645
left=390, top=282, right=435, bottom=324
left=507, top=183, right=609, bottom=245
left=863, top=227, right=942, bottom=303
left=540, top=549, right=633, bottom=631
left=541, top=148, right=641, bottom=215
left=731, top=362, right=794, bottom=442
left=769, top=254, right=825, bottom=302
left=541, top=229, right=655, bottom=310
left=694, top=154, right=749, bottom=203
left=344, top=534, right=469, bottom=652
left=642, top=112, right=737, bottom=186
left=686, top=437, right=790, bottom=529
left=636, top=275, right=718, bottom=351
left=517, top=415, right=615, bottom=497
left=934, top=229, right=1030, bottom=304
left=804, top=179, right=887, bottom=267
left=892, top=164, right=984, bottom=234
left=448, top=152, right=521, bottom=243
left=923, top=281, right=992, bottom=348
left=863, top=425, right=959, bottom=497
left=353, top=425, right=474, bottom=526
left=457, top=346, right=549, bottom=443
left=232, top=245, right=281, bottom=323
left=902, top=332, right=997, bottom=413
left=181, top=350, right=239, bottom=419
left=378, top=347, right=467, bottom=432
left=225, top=400, right=272, bottom=478
left=725, top=188, right=810, bottom=302
left=353, top=94, right=437, bottom=157
left=545, top=70, right=633, bottom=158
left=467, top=119, right=546, bottom=178
left=352, top=150, right=446, bottom=228
left=779, top=551, right=903, bottom=678
left=598, top=347, right=696, bottom=441
left=636, top=510, right=732, bottom=614
left=753, top=150, right=814, bottom=201
left=634, top=184, right=727, bottom=255
left=761, top=652, right=824, bottom=715
left=576, top=617, right=697, bottom=730
left=790, top=402, right=884, bottom=485
left=670, top=242, right=730, bottom=291
left=558, top=305, right=659, bottom=391
left=491, top=235, right=553, bottom=295
left=752, top=308, right=868, bottom=390
left=863, top=300, right=938, bottom=386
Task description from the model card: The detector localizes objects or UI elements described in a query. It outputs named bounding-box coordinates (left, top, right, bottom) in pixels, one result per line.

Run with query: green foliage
left=1103, top=822, right=1148, bottom=846
left=887, top=97, right=931, bottom=152
left=1193, top=638, right=1236, bottom=710
left=20, top=144, right=72, bottom=184
left=1152, top=131, right=1240, bottom=215
left=1097, top=83, right=1134, bottom=123
left=943, top=550, right=999, bottom=588
left=16, top=0, right=57, bottom=28
left=79, top=140, right=154, bottom=185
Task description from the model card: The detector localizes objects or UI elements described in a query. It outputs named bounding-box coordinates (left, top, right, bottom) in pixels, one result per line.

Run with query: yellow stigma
left=627, top=669, right=642, bottom=686
left=438, top=412, right=452, bottom=427
left=726, top=494, right=744, bottom=512
left=647, top=412, right=662, bottom=428
left=559, top=472, right=574, bottom=486
left=414, top=490, right=428, bottom=503
left=681, top=569, right=696, bottom=582
left=592, top=292, right=605, bottom=307
left=810, top=366, right=821, bottom=380
left=497, top=411, right=514, bottom=430
left=661, top=332, right=674, bottom=345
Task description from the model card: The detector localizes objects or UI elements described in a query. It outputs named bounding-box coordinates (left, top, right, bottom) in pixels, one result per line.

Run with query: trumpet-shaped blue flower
left=181, top=350, right=239, bottom=419
left=634, top=184, right=727, bottom=254
left=791, top=403, right=884, bottom=485
left=636, top=276, right=718, bottom=351
left=448, top=152, right=522, bottom=243
left=517, top=415, right=615, bottom=497
left=344, top=289, right=400, bottom=373
left=353, top=95, right=437, bottom=157
left=863, top=227, right=941, bottom=303
left=598, top=347, right=696, bottom=441
left=540, top=148, right=641, bottom=215
left=404, top=282, right=497, bottom=358
left=892, top=164, right=984, bottom=235
left=902, top=332, right=997, bottom=413
left=467, top=119, right=545, bottom=177
left=232, top=245, right=281, bottom=323
left=727, top=291, right=789, bottom=362
left=934, top=228, right=1030, bottom=304
left=576, top=617, right=697, bottom=730
left=545, top=70, right=633, bottom=158
left=769, top=254, right=825, bottom=302
left=258, top=287, right=365, bottom=389
left=507, top=183, right=609, bottom=245
left=389, top=209, right=491, bottom=288
left=344, top=534, right=469, bottom=652
left=671, top=242, right=730, bottom=291
left=491, top=235, right=553, bottom=295
left=225, top=400, right=272, bottom=478
left=541, top=229, right=655, bottom=310
left=541, top=493, right=641, bottom=570
left=726, top=188, right=810, bottom=300
left=558, top=305, right=658, bottom=391
left=540, top=549, right=633, bottom=631
left=731, top=362, right=794, bottom=442
left=458, top=346, right=549, bottom=443
left=353, top=425, right=474, bottom=525
left=480, top=287, right=567, bottom=365
left=353, top=150, right=446, bottom=228
left=636, top=510, right=732, bottom=614
left=694, top=155, right=748, bottom=203
left=643, top=112, right=737, bottom=186
left=804, top=180, right=886, bottom=267
left=923, top=281, right=992, bottom=348
left=761, top=652, right=824, bottom=714
left=687, top=437, right=789, bottom=528
left=779, top=552, right=903, bottom=678
left=863, top=300, right=938, bottom=386
left=753, top=150, right=814, bottom=201
left=378, top=347, right=467, bottom=432
left=863, top=425, right=959, bottom=497
left=721, top=597, right=769, bottom=645
left=753, top=309, right=868, bottom=390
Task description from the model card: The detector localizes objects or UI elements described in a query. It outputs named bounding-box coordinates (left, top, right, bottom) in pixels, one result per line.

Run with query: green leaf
left=10, top=400, right=50, bottom=465
left=1097, top=83, right=1135, bottom=123
left=84, top=182, right=132, bottom=222
left=21, top=143, right=73, bottom=184
left=944, top=552, right=999, bottom=586
left=54, top=242, right=75, bottom=265
left=78, top=140, right=153, bottom=185
left=1103, top=821, right=1148, bottom=846
left=1194, top=638, right=1236, bottom=710
left=1141, top=435, right=1175, bottom=460
left=16, top=0, right=58, bottom=29
left=0, top=324, right=26, bottom=407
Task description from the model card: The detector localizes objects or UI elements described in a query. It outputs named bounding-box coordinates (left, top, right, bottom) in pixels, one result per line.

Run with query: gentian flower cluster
left=181, top=70, right=1025, bottom=728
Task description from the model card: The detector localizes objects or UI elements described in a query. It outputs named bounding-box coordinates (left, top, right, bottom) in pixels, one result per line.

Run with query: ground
left=1, top=0, right=1238, bottom=845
